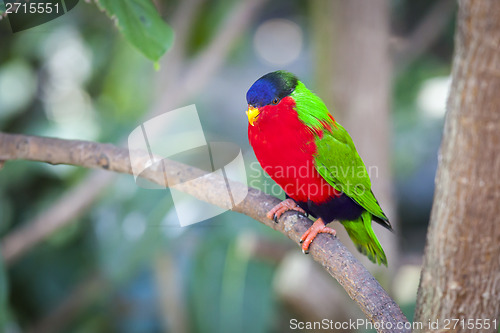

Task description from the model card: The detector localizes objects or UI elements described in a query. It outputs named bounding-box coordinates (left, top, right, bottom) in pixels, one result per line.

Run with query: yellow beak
left=246, top=105, right=260, bottom=126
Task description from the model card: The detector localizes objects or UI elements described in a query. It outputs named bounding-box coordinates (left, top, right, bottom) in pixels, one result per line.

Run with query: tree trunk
left=414, top=0, right=500, bottom=331
left=312, top=0, right=397, bottom=272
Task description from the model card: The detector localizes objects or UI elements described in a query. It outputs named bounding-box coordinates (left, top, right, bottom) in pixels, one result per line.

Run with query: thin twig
left=0, top=132, right=410, bottom=330
left=2, top=171, right=111, bottom=263
left=169, top=0, right=268, bottom=106
left=28, top=272, right=106, bottom=333
left=394, top=0, right=457, bottom=70
left=153, top=0, right=205, bottom=98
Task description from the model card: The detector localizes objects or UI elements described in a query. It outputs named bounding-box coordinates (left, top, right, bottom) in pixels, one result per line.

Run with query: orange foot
left=266, top=198, right=306, bottom=222
left=299, top=218, right=336, bottom=254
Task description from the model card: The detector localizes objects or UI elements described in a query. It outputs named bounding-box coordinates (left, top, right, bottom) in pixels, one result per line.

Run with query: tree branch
left=10, top=0, right=268, bottom=266
left=0, top=132, right=410, bottom=330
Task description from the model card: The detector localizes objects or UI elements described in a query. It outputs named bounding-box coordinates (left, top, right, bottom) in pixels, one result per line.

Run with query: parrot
left=246, top=70, right=392, bottom=265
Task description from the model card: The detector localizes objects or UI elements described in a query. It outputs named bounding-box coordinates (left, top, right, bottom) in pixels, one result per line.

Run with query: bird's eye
left=272, top=97, right=280, bottom=105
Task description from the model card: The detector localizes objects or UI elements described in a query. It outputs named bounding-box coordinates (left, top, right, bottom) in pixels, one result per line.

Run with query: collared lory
left=246, top=70, right=392, bottom=265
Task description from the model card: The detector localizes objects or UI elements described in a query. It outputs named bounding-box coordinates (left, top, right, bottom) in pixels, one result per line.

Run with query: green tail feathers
left=342, top=212, right=388, bottom=266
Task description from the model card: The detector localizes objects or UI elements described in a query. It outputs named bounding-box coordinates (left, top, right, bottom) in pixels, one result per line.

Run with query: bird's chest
left=250, top=124, right=315, bottom=170
left=249, top=119, right=331, bottom=202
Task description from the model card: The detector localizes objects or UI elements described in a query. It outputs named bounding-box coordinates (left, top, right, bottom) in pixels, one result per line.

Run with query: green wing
left=313, top=123, right=388, bottom=221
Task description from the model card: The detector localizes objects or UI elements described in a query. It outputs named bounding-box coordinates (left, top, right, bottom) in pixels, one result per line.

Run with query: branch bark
left=0, top=131, right=410, bottom=331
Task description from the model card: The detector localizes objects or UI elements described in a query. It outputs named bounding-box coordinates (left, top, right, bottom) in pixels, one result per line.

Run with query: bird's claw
left=299, top=218, right=336, bottom=254
left=266, top=198, right=306, bottom=223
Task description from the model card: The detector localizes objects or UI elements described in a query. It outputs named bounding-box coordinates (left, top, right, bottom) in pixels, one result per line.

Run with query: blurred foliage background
left=0, top=0, right=456, bottom=332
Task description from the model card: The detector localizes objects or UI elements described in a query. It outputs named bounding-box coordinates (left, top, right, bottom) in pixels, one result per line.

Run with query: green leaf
left=95, top=0, right=174, bottom=62
left=0, top=1, right=6, bottom=15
